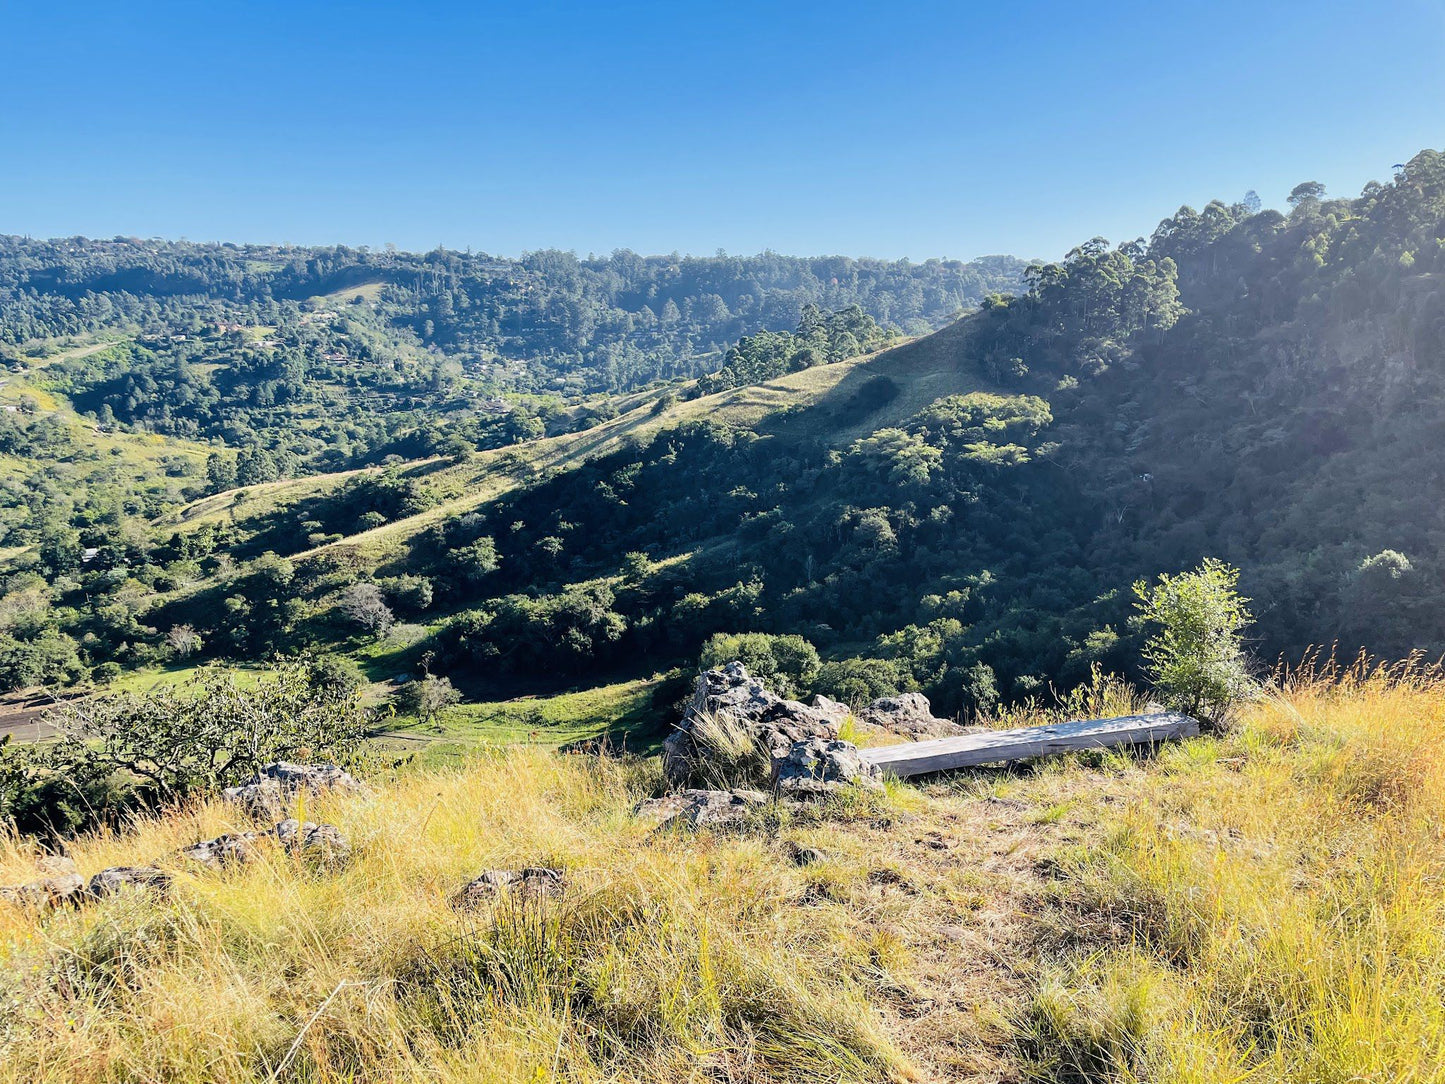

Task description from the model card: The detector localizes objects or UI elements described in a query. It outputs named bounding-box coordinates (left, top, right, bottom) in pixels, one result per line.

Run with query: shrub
left=306, top=653, right=368, bottom=697
left=815, top=657, right=903, bottom=706
left=1132, top=558, right=1254, bottom=721
left=393, top=673, right=462, bottom=726
left=684, top=710, right=772, bottom=790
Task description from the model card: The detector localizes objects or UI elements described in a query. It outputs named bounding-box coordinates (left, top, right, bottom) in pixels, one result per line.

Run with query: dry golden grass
left=3, top=665, right=1445, bottom=1082
left=1024, top=657, right=1445, bottom=1082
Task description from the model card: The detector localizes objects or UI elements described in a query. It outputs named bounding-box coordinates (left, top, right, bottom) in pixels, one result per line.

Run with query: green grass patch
left=381, top=675, right=666, bottom=766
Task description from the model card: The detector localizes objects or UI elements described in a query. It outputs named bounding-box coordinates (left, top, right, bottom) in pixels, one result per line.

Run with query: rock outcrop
left=860, top=692, right=964, bottom=740
left=775, top=738, right=884, bottom=796
left=634, top=788, right=775, bottom=831
left=180, top=820, right=349, bottom=872
left=181, top=820, right=350, bottom=868
left=222, top=762, right=362, bottom=818
left=663, top=662, right=843, bottom=786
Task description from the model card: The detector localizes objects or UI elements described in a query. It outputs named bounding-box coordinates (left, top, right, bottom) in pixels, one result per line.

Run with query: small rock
left=0, top=868, right=86, bottom=909
left=179, top=831, right=264, bottom=868
left=782, top=841, right=826, bottom=867
left=222, top=762, right=361, bottom=818
left=274, top=819, right=350, bottom=861
left=87, top=866, right=171, bottom=899
left=861, top=692, right=964, bottom=740
left=984, top=795, right=1027, bottom=810
left=774, top=738, right=884, bottom=796
left=634, top=788, right=773, bottom=831
left=456, top=867, right=564, bottom=907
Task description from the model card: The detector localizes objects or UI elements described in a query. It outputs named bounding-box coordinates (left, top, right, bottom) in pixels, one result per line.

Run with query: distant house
left=80, top=547, right=100, bottom=564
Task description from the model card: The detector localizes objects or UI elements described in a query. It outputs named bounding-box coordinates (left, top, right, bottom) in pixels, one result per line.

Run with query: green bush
left=38, top=658, right=373, bottom=811
left=1133, top=558, right=1254, bottom=721
left=814, top=657, right=903, bottom=706
left=699, top=632, right=820, bottom=698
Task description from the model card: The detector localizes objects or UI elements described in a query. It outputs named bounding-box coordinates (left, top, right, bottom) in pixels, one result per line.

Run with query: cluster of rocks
left=640, top=662, right=965, bottom=832
left=0, top=856, right=172, bottom=908
left=179, top=817, right=350, bottom=869
left=1, top=762, right=356, bottom=912
left=634, top=787, right=773, bottom=831
left=661, top=662, right=882, bottom=795
left=662, top=662, right=961, bottom=792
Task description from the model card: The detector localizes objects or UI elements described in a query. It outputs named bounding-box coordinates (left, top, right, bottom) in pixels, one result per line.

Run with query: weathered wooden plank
left=859, top=711, right=1199, bottom=777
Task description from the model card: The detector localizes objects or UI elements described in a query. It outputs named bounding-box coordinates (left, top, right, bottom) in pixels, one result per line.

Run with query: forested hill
left=4, top=152, right=1445, bottom=725
left=0, top=237, right=1026, bottom=391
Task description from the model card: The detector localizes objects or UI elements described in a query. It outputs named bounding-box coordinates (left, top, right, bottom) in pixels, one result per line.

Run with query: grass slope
left=378, top=675, right=667, bottom=764
left=139, top=331, right=969, bottom=594
left=3, top=668, right=1442, bottom=1081
left=181, top=330, right=977, bottom=572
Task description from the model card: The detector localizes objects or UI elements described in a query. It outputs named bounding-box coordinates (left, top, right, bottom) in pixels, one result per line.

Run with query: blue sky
left=3, top=0, right=1441, bottom=261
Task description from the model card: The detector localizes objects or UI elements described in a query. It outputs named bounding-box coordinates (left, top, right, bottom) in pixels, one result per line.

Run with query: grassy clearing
left=104, top=662, right=275, bottom=695
left=4, top=671, right=1443, bottom=1081
left=381, top=676, right=666, bottom=765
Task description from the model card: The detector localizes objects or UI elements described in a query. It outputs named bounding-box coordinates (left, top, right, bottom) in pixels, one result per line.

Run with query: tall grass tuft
left=1026, top=655, right=1445, bottom=1082
left=682, top=709, right=773, bottom=790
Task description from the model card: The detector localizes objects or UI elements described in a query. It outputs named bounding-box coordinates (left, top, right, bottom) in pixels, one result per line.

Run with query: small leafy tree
left=393, top=673, right=462, bottom=727
left=1133, top=559, right=1254, bottom=720
left=43, top=658, right=373, bottom=802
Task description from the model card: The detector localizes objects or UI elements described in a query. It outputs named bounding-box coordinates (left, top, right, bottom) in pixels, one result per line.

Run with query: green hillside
left=3, top=152, right=1445, bottom=748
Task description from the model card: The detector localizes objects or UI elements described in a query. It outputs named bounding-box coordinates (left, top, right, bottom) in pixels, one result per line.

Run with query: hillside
left=0, top=239, right=1026, bottom=396
left=4, top=151, right=1445, bottom=747
left=2, top=665, right=1441, bottom=1082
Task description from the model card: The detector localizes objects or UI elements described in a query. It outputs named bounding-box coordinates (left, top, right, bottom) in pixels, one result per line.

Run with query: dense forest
left=0, top=237, right=1025, bottom=392
left=2, top=151, right=1444, bottom=721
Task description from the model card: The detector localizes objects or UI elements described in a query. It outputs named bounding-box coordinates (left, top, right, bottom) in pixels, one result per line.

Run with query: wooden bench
left=858, top=711, right=1199, bottom=778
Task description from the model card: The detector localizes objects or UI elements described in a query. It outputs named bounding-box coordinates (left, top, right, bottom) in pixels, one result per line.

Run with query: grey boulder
left=179, top=831, right=264, bottom=868
left=87, top=865, right=171, bottom=899
left=663, top=662, right=842, bottom=786
left=861, top=692, right=964, bottom=740
left=775, top=738, right=884, bottom=796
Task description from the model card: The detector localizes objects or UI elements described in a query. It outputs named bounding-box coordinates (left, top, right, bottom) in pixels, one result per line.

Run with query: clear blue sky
left=3, top=0, right=1441, bottom=261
